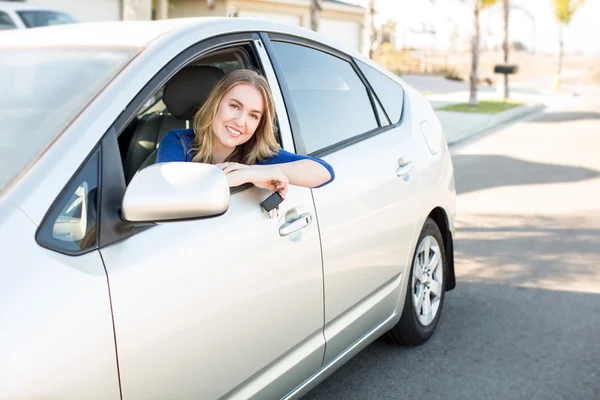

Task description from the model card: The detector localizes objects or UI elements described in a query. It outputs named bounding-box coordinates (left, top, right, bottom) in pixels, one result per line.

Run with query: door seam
left=99, top=251, right=124, bottom=400
left=310, top=188, right=328, bottom=368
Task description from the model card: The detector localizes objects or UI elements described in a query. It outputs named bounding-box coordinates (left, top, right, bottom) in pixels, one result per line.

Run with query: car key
left=261, top=191, right=284, bottom=218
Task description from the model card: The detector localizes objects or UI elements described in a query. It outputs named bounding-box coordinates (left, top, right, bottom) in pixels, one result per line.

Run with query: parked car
left=0, top=0, right=77, bottom=30
left=0, top=18, right=456, bottom=399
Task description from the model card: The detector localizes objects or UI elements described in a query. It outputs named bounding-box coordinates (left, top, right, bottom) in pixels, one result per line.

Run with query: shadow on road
left=303, top=283, right=600, bottom=400
left=454, top=213, right=600, bottom=288
left=452, top=154, right=600, bottom=195
left=529, top=111, right=600, bottom=123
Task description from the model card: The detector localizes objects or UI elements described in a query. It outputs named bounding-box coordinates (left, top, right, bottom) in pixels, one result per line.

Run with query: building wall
left=169, top=0, right=364, bottom=51
left=168, top=0, right=230, bottom=19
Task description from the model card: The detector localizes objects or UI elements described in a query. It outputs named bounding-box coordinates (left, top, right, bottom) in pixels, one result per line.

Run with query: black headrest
left=163, top=66, right=226, bottom=120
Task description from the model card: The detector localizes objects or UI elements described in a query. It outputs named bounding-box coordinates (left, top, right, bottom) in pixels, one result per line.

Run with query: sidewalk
left=425, top=89, right=576, bottom=146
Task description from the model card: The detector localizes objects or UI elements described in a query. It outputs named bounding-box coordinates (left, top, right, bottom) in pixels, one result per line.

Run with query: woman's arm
left=274, top=159, right=331, bottom=188
left=218, top=157, right=332, bottom=199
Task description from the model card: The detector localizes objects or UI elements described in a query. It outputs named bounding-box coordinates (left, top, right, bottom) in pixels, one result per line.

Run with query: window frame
left=262, top=32, right=402, bottom=158
left=99, top=32, right=267, bottom=248
left=355, top=59, right=404, bottom=125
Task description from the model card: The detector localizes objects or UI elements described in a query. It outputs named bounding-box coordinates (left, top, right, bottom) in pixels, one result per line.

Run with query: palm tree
left=501, top=0, right=510, bottom=100
left=551, top=0, right=585, bottom=90
left=363, top=0, right=376, bottom=58
left=468, top=0, right=498, bottom=106
left=310, top=0, right=322, bottom=31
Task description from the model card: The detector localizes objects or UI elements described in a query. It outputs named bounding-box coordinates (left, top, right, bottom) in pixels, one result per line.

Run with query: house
left=14, top=0, right=364, bottom=51
left=164, top=0, right=365, bottom=52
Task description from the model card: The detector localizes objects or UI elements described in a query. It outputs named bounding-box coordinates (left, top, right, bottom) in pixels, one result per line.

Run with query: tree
left=468, top=0, right=498, bottom=106
left=501, top=0, right=510, bottom=100
left=310, top=0, right=322, bottom=31
left=551, top=0, right=585, bottom=90
left=362, top=0, right=376, bottom=58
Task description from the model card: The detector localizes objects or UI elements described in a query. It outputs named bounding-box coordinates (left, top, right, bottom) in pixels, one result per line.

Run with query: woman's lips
left=226, top=126, right=242, bottom=138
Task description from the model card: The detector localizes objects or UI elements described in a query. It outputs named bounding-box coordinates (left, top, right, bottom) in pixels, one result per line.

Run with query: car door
left=265, top=34, right=424, bottom=365
left=98, top=34, right=325, bottom=400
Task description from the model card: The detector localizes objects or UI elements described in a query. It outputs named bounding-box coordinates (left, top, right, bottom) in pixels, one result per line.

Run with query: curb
left=444, top=102, right=546, bottom=147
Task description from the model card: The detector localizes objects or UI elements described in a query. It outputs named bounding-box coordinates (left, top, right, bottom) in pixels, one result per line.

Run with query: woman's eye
left=230, top=104, right=238, bottom=109
left=251, top=114, right=259, bottom=120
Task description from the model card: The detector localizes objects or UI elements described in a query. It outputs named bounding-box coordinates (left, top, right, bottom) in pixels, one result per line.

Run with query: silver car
left=0, top=18, right=456, bottom=400
left=0, top=1, right=77, bottom=30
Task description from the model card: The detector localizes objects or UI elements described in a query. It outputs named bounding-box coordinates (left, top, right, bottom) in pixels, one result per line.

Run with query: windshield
left=0, top=48, right=137, bottom=193
left=17, top=10, right=77, bottom=28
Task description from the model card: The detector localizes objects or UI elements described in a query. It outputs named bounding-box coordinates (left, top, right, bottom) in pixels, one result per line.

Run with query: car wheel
left=386, top=218, right=447, bottom=345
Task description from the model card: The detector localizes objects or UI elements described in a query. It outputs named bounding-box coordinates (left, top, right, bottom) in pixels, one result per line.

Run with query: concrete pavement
left=401, top=74, right=576, bottom=146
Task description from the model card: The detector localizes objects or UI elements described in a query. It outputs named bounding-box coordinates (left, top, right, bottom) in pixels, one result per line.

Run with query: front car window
left=16, top=10, right=77, bottom=28
left=0, top=11, right=17, bottom=30
left=0, top=47, right=137, bottom=193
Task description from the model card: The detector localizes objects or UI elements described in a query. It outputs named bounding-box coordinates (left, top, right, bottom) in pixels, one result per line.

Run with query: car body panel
left=312, top=112, right=425, bottom=364
left=0, top=200, right=120, bottom=399
left=100, top=185, right=325, bottom=400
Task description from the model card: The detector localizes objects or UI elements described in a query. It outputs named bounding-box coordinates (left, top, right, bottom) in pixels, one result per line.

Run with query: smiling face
left=211, top=83, right=265, bottom=153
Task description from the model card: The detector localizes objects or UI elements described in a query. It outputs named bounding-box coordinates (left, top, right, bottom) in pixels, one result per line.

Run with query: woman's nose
left=233, top=111, right=245, bottom=126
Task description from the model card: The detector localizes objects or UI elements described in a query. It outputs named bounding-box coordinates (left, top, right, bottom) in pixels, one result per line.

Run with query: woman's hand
left=216, top=163, right=289, bottom=199
left=247, top=165, right=289, bottom=199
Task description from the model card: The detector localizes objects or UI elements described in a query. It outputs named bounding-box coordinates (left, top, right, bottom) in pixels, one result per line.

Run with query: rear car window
left=0, top=47, right=137, bottom=193
left=16, top=10, right=77, bottom=28
left=356, top=60, right=404, bottom=124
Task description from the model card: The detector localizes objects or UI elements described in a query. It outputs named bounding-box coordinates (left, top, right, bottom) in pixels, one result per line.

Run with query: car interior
left=117, top=45, right=268, bottom=184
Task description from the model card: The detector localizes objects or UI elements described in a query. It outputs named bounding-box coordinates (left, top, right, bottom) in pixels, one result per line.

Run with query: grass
left=438, top=100, right=525, bottom=114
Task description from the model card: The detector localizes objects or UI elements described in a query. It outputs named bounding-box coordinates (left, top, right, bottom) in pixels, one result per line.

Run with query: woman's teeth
left=226, top=126, right=241, bottom=137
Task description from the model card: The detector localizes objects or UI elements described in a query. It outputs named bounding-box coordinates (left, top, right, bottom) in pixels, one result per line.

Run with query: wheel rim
left=412, top=235, right=443, bottom=326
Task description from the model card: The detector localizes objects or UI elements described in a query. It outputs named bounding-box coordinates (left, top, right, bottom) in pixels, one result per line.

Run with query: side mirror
left=121, top=162, right=230, bottom=223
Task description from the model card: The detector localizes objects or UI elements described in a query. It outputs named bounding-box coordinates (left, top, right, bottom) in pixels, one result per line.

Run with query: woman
left=156, top=69, right=334, bottom=199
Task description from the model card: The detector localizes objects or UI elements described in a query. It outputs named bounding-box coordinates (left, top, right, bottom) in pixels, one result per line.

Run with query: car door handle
left=279, top=212, right=313, bottom=236
left=396, top=160, right=414, bottom=177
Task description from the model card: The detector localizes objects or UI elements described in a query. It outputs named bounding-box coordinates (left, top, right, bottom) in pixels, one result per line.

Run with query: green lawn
left=438, top=100, right=525, bottom=114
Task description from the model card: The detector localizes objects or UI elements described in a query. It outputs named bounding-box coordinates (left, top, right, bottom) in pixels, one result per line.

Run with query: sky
left=349, top=0, right=600, bottom=55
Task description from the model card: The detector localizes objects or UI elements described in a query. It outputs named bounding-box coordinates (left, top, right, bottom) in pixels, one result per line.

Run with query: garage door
left=319, top=19, right=361, bottom=51
left=238, top=11, right=300, bottom=27
left=28, top=0, right=120, bottom=22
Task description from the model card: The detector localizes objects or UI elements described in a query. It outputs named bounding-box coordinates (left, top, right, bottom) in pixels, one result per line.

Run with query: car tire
left=386, top=218, right=447, bottom=346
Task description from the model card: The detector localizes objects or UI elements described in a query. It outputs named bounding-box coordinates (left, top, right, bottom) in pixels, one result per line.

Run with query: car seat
left=123, top=65, right=225, bottom=183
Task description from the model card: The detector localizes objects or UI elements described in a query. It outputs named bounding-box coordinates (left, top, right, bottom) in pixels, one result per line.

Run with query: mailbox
left=494, top=64, right=519, bottom=74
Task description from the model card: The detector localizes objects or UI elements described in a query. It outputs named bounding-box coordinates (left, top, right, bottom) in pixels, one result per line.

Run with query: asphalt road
left=303, top=92, right=600, bottom=400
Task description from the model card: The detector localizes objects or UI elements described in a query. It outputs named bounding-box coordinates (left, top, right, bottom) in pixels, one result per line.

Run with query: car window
left=0, top=11, right=17, bottom=30
left=356, top=60, right=404, bottom=124
left=270, top=41, right=378, bottom=154
left=16, top=10, right=76, bottom=28
left=0, top=47, right=136, bottom=194
left=37, top=151, right=99, bottom=254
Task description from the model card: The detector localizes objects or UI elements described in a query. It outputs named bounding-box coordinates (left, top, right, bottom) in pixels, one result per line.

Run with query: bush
left=445, top=69, right=464, bottom=81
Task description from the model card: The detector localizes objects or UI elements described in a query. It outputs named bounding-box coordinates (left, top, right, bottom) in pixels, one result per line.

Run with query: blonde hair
left=190, top=69, right=280, bottom=164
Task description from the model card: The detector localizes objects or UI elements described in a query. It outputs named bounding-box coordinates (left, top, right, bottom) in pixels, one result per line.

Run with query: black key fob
left=260, top=191, right=284, bottom=213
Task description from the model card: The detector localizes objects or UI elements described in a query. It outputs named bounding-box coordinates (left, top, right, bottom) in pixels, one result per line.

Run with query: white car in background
left=0, top=18, right=456, bottom=399
left=0, top=0, right=77, bottom=30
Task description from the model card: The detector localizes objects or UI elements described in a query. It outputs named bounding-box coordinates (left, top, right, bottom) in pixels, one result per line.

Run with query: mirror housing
left=121, top=162, right=230, bottom=223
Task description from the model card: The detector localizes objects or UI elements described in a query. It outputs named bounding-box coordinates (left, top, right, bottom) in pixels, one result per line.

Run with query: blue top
left=156, top=129, right=334, bottom=187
